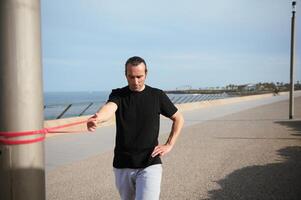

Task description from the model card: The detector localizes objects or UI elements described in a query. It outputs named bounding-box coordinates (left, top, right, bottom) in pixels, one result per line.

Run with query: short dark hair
left=125, top=56, right=148, bottom=75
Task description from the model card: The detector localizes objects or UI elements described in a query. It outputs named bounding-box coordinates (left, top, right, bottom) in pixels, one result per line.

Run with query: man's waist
left=114, top=146, right=155, bottom=154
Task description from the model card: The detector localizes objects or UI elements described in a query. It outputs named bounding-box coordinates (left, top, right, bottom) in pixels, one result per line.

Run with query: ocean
left=44, top=91, right=230, bottom=120
left=44, top=91, right=110, bottom=105
left=44, top=91, right=110, bottom=120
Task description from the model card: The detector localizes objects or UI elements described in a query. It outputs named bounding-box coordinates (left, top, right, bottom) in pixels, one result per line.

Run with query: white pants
left=113, top=164, right=162, bottom=200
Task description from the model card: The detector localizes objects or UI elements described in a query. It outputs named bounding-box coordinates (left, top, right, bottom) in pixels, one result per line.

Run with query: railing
left=44, top=101, right=105, bottom=120
left=44, top=93, right=231, bottom=120
left=169, top=93, right=229, bottom=104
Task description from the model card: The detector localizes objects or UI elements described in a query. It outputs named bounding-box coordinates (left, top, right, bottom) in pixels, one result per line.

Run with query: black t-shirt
left=108, top=85, right=178, bottom=168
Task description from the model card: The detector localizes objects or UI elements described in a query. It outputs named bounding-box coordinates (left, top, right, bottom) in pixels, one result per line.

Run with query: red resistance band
left=0, top=120, right=88, bottom=145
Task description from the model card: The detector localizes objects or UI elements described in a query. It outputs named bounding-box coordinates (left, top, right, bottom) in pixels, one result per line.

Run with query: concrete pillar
left=0, top=0, right=45, bottom=199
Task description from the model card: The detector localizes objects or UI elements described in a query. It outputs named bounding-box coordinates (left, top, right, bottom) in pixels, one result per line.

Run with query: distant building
left=176, top=85, right=192, bottom=90
left=238, top=83, right=257, bottom=91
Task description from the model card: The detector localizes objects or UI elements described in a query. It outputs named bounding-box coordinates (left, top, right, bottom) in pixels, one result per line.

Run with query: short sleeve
left=159, top=90, right=178, bottom=118
left=107, top=89, right=120, bottom=107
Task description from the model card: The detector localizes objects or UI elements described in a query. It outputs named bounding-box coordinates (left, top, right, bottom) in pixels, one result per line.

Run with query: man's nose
left=134, top=78, right=139, bottom=84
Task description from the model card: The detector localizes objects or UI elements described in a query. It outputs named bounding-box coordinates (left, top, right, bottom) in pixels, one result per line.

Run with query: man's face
left=126, top=63, right=147, bottom=92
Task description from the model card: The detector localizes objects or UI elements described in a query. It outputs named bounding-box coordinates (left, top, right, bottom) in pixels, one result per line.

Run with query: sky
left=41, top=0, right=301, bottom=92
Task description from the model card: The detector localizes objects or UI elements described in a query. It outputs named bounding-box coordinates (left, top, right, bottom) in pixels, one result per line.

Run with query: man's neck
left=129, top=84, right=146, bottom=92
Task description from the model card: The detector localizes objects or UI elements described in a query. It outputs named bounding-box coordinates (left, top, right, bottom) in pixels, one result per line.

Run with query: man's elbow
left=179, top=113, right=184, bottom=125
left=172, top=111, right=184, bottom=124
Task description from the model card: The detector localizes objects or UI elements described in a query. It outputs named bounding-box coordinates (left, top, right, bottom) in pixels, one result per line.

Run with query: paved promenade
left=46, top=94, right=301, bottom=200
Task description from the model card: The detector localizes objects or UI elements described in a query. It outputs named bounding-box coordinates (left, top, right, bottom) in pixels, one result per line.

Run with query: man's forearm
left=151, top=112, right=184, bottom=157
left=166, top=112, right=184, bottom=147
left=95, top=102, right=117, bottom=123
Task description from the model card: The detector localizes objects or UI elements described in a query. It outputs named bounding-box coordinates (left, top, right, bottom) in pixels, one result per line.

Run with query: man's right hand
left=87, top=113, right=98, bottom=132
left=86, top=102, right=117, bottom=132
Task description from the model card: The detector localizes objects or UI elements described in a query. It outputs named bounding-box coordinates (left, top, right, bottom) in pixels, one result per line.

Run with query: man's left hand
left=151, top=144, right=173, bottom=157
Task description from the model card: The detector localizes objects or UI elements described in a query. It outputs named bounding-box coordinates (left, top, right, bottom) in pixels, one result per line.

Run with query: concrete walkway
left=45, top=92, right=298, bottom=171
left=46, top=93, right=301, bottom=199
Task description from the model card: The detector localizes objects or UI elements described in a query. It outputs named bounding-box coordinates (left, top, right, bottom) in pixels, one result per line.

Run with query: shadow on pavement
left=205, top=146, right=301, bottom=200
left=275, top=120, right=301, bottom=136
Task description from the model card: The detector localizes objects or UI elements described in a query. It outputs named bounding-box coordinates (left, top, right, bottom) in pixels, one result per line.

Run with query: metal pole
left=289, top=1, right=296, bottom=120
left=0, top=0, right=45, bottom=200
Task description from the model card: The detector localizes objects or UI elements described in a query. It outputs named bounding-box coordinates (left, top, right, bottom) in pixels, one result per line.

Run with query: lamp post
left=289, top=1, right=297, bottom=119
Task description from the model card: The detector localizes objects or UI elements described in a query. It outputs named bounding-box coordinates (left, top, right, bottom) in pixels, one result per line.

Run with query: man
left=87, top=56, right=184, bottom=200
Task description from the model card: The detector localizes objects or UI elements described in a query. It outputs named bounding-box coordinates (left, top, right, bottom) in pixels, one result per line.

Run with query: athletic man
left=87, top=56, right=184, bottom=200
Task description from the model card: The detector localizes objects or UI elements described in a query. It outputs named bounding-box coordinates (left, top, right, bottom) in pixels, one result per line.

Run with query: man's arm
left=151, top=111, right=184, bottom=157
left=87, top=102, right=118, bottom=131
